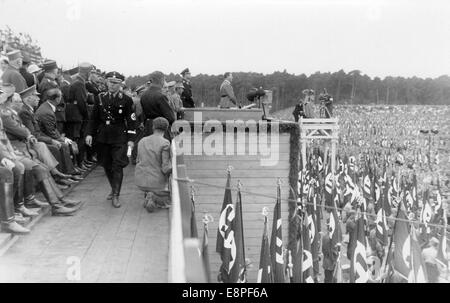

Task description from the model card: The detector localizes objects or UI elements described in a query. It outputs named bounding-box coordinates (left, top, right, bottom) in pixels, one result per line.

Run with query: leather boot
left=105, top=169, right=114, bottom=200
left=47, top=177, right=83, bottom=208
left=39, top=179, right=78, bottom=216
left=111, top=170, right=122, bottom=208
left=14, top=174, right=39, bottom=217
left=0, top=182, right=30, bottom=234
left=24, top=170, right=49, bottom=208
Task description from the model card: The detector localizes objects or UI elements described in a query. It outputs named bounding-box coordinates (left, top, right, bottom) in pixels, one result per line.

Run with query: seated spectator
left=18, top=86, right=82, bottom=185
left=35, top=88, right=82, bottom=179
left=135, top=117, right=172, bottom=212
left=0, top=83, right=82, bottom=216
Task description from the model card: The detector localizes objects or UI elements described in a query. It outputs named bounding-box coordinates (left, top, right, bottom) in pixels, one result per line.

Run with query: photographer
left=292, top=98, right=305, bottom=122
left=319, top=88, right=333, bottom=118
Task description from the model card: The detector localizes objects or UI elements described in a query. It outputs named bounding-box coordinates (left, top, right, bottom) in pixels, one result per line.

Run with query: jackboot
left=47, top=177, right=83, bottom=208
left=0, top=182, right=30, bottom=234
left=14, top=174, right=39, bottom=217
left=39, top=179, right=78, bottom=216
left=24, top=170, right=49, bottom=208
left=105, top=169, right=114, bottom=200
left=111, top=170, right=122, bottom=208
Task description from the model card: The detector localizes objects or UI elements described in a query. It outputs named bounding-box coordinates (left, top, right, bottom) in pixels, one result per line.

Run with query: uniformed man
left=219, top=72, right=239, bottom=108
left=0, top=88, right=30, bottom=234
left=1, top=50, right=28, bottom=93
left=85, top=68, right=103, bottom=164
left=0, top=83, right=81, bottom=216
left=180, top=68, right=195, bottom=108
left=85, top=71, right=137, bottom=208
left=130, top=84, right=146, bottom=165
left=38, top=60, right=68, bottom=138
left=67, top=62, right=92, bottom=171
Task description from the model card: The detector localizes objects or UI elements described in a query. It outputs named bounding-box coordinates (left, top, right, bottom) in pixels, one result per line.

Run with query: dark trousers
left=425, top=263, right=439, bottom=283
left=65, top=121, right=86, bottom=166
left=324, top=269, right=335, bottom=283
left=131, top=128, right=145, bottom=164
left=97, top=142, right=128, bottom=196
left=46, top=143, right=76, bottom=174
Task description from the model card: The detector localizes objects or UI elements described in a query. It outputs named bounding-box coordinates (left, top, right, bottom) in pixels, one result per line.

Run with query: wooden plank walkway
left=0, top=165, right=169, bottom=283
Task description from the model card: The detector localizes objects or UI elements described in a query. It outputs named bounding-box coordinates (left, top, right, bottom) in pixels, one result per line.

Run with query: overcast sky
left=1, top=0, right=449, bottom=78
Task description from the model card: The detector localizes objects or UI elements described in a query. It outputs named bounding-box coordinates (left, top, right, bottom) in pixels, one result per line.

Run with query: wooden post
left=331, top=137, right=337, bottom=174
left=300, top=118, right=307, bottom=171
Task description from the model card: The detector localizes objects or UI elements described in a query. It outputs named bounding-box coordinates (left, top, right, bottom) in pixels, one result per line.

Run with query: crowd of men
left=0, top=47, right=203, bottom=234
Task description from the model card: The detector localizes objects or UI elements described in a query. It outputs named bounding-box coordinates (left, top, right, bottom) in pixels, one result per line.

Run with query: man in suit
left=35, top=88, right=82, bottom=177
left=140, top=71, right=175, bottom=139
left=67, top=62, right=92, bottom=172
left=86, top=71, right=137, bottom=208
left=180, top=68, right=195, bottom=108
left=219, top=72, right=239, bottom=108
left=19, top=86, right=82, bottom=185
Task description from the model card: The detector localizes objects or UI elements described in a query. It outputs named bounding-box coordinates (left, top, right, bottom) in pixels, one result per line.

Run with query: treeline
left=125, top=70, right=450, bottom=111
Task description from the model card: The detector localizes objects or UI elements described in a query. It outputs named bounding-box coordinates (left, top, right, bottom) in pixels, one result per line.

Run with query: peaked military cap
left=43, top=60, right=58, bottom=72
left=0, top=82, right=16, bottom=96
left=135, top=85, right=146, bottom=94
left=91, top=68, right=102, bottom=75
left=79, top=62, right=93, bottom=72
left=19, top=85, right=40, bottom=99
left=6, top=50, right=23, bottom=61
left=180, top=68, right=190, bottom=75
left=105, top=71, right=125, bottom=82
left=174, top=82, right=184, bottom=89
left=65, top=66, right=79, bottom=76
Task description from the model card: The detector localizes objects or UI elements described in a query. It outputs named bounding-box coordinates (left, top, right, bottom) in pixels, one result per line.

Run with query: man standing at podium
left=180, top=68, right=195, bottom=108
left=219, top=72, right=239, bottom=108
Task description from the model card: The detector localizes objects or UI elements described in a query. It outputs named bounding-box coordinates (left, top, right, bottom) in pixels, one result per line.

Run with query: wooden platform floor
left=0, top=165, right=169, bottom=283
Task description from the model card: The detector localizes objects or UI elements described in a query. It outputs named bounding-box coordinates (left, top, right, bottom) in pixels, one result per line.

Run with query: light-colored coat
left=135, top=134, right=172, bottom=192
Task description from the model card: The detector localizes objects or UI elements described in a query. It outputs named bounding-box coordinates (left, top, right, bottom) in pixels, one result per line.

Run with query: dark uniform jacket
left=86, top=91, right=137, bottom=144
left=67, top=75, right=89, bottom=122
left=18, top=103, right=53, bottom=145
left=0, top=115, right=16, bottom=162
left=0, top=103, right=33, bottom=155
left=39, top=74, right=66, bottom=127
left=140, top=86, right=175, bottom=125
left=35, top=101, right=64, bottom=141
left=85, top=80, right=101, bottom=120
left=19, top=67, right=35, bottom=88
left=181, top=79, right=195, bottom=108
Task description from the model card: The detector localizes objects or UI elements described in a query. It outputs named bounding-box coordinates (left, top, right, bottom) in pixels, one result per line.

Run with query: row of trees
left=125, top=70, right=450, bottom=111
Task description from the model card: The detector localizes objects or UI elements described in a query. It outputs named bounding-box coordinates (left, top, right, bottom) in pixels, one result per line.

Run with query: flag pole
left=380, top=193, right=403, bottom=283
left=237, top=180, right=247, bottom=282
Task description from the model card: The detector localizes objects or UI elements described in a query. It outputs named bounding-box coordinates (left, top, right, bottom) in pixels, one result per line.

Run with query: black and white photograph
left=0, top=0, right=449, bottom=287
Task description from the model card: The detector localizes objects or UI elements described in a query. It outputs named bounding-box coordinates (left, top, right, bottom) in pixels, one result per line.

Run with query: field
left=273, top=104, right=450, bottom=196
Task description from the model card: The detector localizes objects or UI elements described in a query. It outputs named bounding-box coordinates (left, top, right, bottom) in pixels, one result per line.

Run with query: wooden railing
left=168, top=141, right=209, bottom=283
